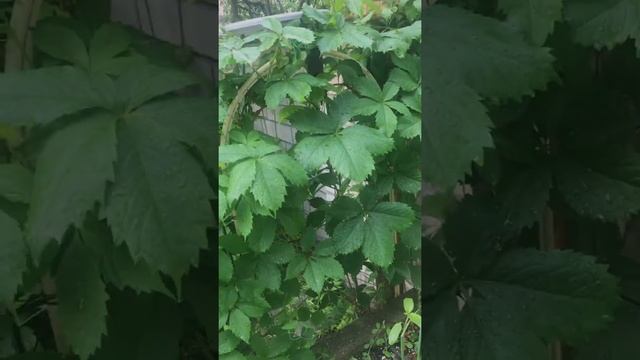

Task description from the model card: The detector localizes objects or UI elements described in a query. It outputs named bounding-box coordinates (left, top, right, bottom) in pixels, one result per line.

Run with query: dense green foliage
left=219, top=0, right=421, bottom=358
left=0, top=14, right=216, bottom=359
left=425, top=0, right=640, bottom=359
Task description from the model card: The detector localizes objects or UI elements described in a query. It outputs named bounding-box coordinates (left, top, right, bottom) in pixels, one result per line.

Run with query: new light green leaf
left=0, top=164, right=32, bottom=203
left=424, top=5, right=556, bottom=99
left=294, top=125, right=393, bottom=181
left=565, top=0, right=640, bottom=54
left=27, top=112, right=117, bottom=263
left=498, top=0, right=563, bottom=45
left=0, top=66, right=103, bottom=125
left=0, top=210, right=26, bottom=304
left=56, top=241, right=109, bottom=360
left=106, top=116, right=212, bottom=284
left=333, top=202, right=414, bottom=267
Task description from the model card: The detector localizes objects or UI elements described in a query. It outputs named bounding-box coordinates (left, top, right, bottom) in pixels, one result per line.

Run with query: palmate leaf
left=498, top=0, right=563, bottom=45
left=27, top=112, right=118, bottom=263
left=424, top=5, right=556, bottom=99
left=264, top=74, right=324, bottom=109
left=56, top=240, right=109, bottom=360
left=222, top=137, right=307, bottom=212
left=351, top=77, right=410, bottom=136
left=106, top=115, right=213, bottom=285
left=565, top=0, right=640, bottom=55
left=34, top=21, right=90, bottom=68
left=0, top=210, right=26, bottom=304
left=426, top=250, right=619, bottom=360
left=294, top=125, right=393, bottom=182
left=333, top=202, right=414, bottom=267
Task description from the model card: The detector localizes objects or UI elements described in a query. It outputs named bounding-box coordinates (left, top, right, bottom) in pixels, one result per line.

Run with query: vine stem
left=220, top=58, right=278, bottom=146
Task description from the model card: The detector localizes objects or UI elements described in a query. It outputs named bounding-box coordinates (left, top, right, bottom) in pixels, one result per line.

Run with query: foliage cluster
left=0, top=10, right=217, bottom=360
left=425, top=0, right=640, bottom=358
left=219, top=0, right=421, bottom=358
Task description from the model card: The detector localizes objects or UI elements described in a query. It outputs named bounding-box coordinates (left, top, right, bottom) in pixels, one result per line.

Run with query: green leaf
left=565, top=0, right=640, bottom=53
left=498, top=165, right=552, bottom=231
left=92, top=291, right=182, bottom=360
left=27, top=112, right=117, bottom=263
left=265, top=74, right=316, bottom=109
left=303, top=256, right=344, bottom=293
left=475, top=250, right=619, bottom=342
left=0, top=210, right=26, bottom=304
left=262, top=18, right=283, bottom=33
left=89, top=23, right=132, bottom=70
left=427, top=250, right=619, bottom=359
left=424, top=70, right=493, bottom=188
left=220, top=251, right=233, bottom=283
left=267, top=242, right=296, bottom=264
left=286, top=255, right=308, bottom=279
left=424, top=5, right=556, bottom=99
left=294, top=125, right=393, bottom=181
left=247, top=216, right=276, bottom=253
left=256, top=259, right=281, bottom=290
left=236, top=197, right=253, bottom=237
left=397, top=113, right=420, bottom=139
left=115, top=64, right=199, bottom=110
left=302, top=4, right=329, bottom=24
left=334, top=202, right=414, bottom=267
left=388, top=322, right=402, bottom=345
left=556, top=158, right=640, bottom=221
left=403, top=298, right=414, bottom=313
left=229, top=309, right=251, bottom=343
left=575, top=301, right=640, bottom=360
left=388, top=68, right=418, bottom=91
left=498, top=0, right=563, bottom=45
left=0, top=164, right=32, bottom=203
left=34, top=22, right=89, bottom=68
left=227, top=159, right=256, bottom=202
left=219, top=330, right=241, bottom=355
left=106, top=115, right=212, bottom=284
left=56, top=241, right=109, bottom=359
left=131, top=97, right=217, bottom=169
left=251, top=158, right=287, bottom=211
left=0, top=66, right=102, bottom=125
left=283, top=26, right=315, bottom=43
